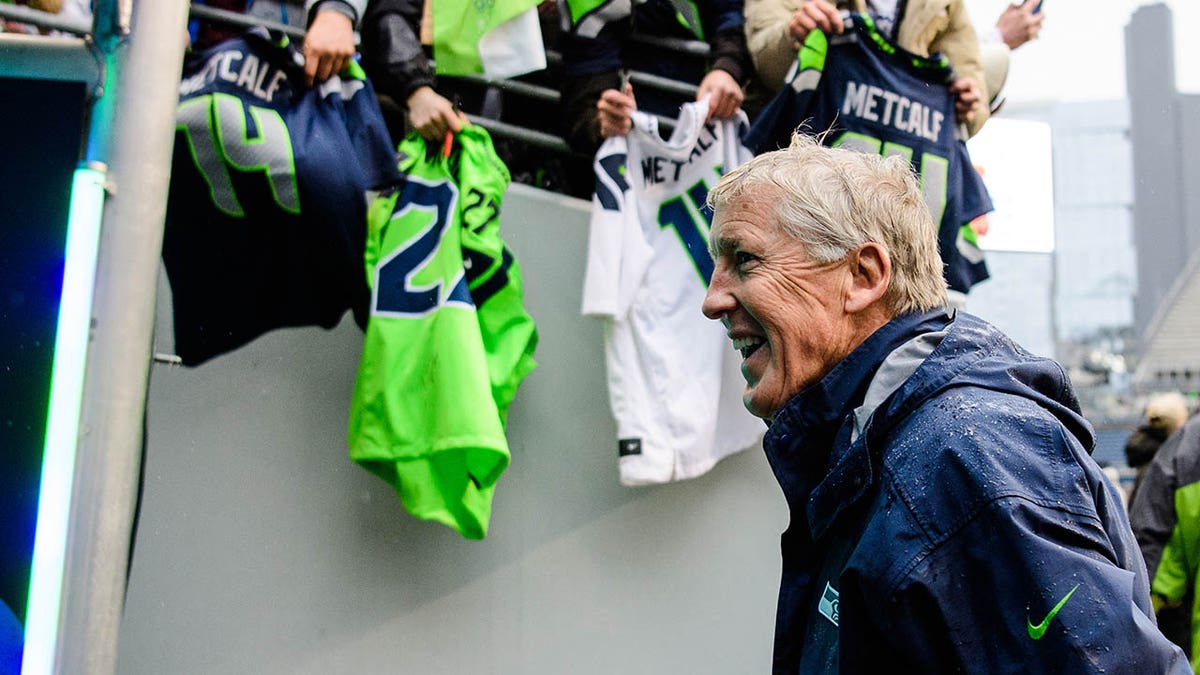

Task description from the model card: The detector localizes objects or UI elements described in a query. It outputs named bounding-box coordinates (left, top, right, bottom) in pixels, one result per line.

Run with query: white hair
left=708, top=132, right=948, bottom=315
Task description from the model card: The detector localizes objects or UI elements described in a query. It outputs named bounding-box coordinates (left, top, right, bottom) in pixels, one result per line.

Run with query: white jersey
left=582, top=97, right=764, bottom=486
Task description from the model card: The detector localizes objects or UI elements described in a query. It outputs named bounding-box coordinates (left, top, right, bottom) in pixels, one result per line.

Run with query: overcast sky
left=962, top=1, right=1198, bottom=252
left=969, top=0, right=1198, bottom=105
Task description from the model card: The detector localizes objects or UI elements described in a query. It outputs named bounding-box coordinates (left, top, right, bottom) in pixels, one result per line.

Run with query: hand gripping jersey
left=163, top=28, right=402, bottom=366
left=348, top=126, right=538, bottom=539
left=744, top=13, right=992, bottom=293
left=583, top=97, right=764, bottom=486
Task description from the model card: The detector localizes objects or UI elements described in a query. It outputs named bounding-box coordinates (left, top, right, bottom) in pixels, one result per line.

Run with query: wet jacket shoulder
left=768, top=311, right=1187, bottom=672
left=743, top=0, right=988, bottom=136
left=857, top=314, right=1183, bottom=671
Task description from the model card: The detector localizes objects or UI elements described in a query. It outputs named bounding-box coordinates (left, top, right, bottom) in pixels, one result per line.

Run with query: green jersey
left=348, top=126, right=538, bottom=539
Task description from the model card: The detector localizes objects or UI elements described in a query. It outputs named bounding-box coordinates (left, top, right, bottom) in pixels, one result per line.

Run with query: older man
left=701, top=133, right=1187, bottom=673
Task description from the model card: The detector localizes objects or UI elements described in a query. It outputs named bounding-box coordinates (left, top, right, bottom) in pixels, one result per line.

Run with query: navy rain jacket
left=763, top=309, right=1187, bottom=673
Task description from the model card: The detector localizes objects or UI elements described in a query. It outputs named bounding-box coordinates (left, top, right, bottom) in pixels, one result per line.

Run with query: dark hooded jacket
left=763, top=309, right=1187, bottom=673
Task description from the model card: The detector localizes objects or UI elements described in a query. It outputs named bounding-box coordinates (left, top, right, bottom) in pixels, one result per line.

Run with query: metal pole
left=465, top=113, right=573, bottom=154
left=55, top=0, right=189, bottom=673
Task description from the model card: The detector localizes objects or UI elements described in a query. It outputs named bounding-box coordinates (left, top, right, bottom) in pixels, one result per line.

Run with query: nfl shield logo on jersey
left=618, top=438, right=643, bottom=457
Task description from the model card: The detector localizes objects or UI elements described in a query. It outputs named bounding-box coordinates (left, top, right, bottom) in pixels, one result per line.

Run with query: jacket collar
left=763, top=309, right=951, bottom=540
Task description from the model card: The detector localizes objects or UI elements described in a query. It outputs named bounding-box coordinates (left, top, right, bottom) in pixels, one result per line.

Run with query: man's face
left=702, top=195, right=859, bottom=419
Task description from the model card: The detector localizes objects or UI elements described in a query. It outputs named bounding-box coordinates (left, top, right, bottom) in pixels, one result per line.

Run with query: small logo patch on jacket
left=618, top=438, right=642, bottom=456
left=818, top=582, right=840, bottom=627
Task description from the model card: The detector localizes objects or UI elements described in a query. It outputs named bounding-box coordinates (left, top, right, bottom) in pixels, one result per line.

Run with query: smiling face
left=702, top=195, right=866, bottom=420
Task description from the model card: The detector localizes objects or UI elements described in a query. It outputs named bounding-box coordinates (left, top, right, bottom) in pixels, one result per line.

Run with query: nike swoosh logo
left=1027, top=584, right=1080, bottom=640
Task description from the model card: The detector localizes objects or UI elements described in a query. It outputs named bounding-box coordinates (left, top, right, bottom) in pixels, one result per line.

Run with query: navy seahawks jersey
left=163, top=28, right=402, bottom=366
left=745, top=13, right=992, bottom=293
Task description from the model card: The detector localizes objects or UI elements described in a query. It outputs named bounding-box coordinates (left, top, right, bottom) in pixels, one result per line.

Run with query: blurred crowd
left=1121, top=392, right=1200, bottom=664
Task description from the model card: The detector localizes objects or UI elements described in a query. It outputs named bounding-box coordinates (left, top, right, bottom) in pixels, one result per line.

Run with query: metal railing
left=185, top=3, right=305, bottom=40
left=179, top=4, right=706, bottom=156
left=0, top=2, right=91, bottom=35
left=2, top=2, right=709, bottom=159
left=0, top=31, right=103, bottom=90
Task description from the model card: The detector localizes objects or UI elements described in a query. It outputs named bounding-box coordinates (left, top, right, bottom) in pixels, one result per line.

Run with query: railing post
left=50, top=0, right=189, bottom=673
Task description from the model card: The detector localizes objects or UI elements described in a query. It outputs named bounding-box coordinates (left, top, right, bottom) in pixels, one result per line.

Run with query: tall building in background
left=1125, top=3, right=1200, bottom=394
left=1126, top=4, right=1191, bottom=332
left=1049, top=100, right=1137, bottom=356
left=966, top=102, right=1135, bottom=367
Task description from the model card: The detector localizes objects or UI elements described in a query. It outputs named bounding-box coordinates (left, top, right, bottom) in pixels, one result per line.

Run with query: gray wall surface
left=117, top=184, right=784, bottom=674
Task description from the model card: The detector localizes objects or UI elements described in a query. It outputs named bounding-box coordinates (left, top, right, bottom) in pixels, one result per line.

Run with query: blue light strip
left=22, top=166, right=106, bottom=675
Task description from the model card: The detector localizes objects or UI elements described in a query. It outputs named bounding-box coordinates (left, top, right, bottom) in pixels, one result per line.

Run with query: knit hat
left=1145, top=391, right=1190, bottom=434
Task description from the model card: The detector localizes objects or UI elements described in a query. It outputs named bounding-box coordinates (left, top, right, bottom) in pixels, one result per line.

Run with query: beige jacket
left=744, top=0, right=989, bottom=136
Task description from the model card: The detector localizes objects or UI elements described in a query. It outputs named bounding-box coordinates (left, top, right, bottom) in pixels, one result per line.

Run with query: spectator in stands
left=701, top=132, right=1187, bottom=672
left=973, top=0, right=1045, bottom=113
left=191, top=0, right=365, bottom=87
left=359, top=1, right=582, bottom=196
left=495, top=2, right=595, bottom=196
left=2, top=0, right=61, bottom=33
left=987, top=0, right=1043, bottom=50
left=55, top=0, right=87, bottom=28
left=743, top=0, right=991, bottom=137
left=190, top=1, right=250, bottom=49
left=25, top=0, right=62, bottom=17
left=1127, top=391, right=1190, bottom=503
left=358, top=0, right=464, bottom=144
left=1131, top=401, right=1200, bottom=659
left=557, top=0, right=752, bottom=157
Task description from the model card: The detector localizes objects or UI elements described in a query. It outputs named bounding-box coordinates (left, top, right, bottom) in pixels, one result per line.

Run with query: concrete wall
left=117, top=184, right=785, bottom=674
